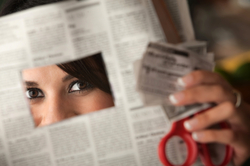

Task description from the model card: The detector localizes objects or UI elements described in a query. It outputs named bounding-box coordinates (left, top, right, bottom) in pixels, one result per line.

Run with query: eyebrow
left=25, top=81, right=39, bottom=86
left=62, top=74, right=75, bottom=82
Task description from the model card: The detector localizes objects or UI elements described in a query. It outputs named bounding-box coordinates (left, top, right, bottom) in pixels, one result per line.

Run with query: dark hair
left=0, top=0, right=64, bottom=16
left=0, top=0, right=112, bottom=95
left=58, top=53, right=112, bottom=94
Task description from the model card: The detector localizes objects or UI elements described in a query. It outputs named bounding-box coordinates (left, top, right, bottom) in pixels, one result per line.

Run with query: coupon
left=136, top=42, right=214, bottom=121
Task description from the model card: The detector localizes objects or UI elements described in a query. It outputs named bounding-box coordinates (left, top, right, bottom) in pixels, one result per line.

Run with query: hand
left=169, top=70, right=250, bottom=166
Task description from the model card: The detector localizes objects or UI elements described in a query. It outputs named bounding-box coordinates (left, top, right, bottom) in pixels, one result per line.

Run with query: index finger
left=178, top=70, right=231, bottom=89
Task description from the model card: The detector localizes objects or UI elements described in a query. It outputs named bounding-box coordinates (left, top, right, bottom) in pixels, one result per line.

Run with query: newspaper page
left=0, top=0, right=230, bottom=166
left=163, top=0, right=195, bottom=42
left=0, top=0, right=168, bottom=166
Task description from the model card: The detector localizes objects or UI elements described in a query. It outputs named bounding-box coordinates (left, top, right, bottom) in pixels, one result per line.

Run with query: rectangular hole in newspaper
left=21, top=52, right=114, bottom=127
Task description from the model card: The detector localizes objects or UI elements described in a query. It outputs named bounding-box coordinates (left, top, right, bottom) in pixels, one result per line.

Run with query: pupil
left=29, top=90, right=38, bottom=97
left=78, top=82, right=86, bottom=89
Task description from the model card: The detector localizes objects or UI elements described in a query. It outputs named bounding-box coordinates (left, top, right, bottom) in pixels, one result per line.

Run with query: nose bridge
left=40, top=94, right=69, bottom=126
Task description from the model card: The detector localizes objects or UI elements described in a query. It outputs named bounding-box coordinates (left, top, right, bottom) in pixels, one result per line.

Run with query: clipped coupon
left=135, top=42, right=214, bottom=121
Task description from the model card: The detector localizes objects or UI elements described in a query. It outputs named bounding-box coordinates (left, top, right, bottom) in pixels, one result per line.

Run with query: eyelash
left=26, top=80, right=94, bottom=100
left=68, top=80, right=94, bottom=93
left=26, top=88, right=44, bottom=100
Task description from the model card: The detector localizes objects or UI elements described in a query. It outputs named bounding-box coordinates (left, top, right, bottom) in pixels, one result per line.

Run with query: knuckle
left=194, top=86, right=203, bottom=94
left=224, top=102, right=235, bottom=115
left=188, top=86, right=207, bottom=103
left=183, top=90, right=194, bottom=101
left=188, top=88, right=202, bottom=102
left=198, top=113, right=210, bottom=125
left=213, top=85, right=226, bottom=97
left=243, top=147, right=250, bottom=158
left=227, top=130, right=236, bottom=143
left=213, top=72, right=223, bottom=81
left=207, top=130, right=217, bottom=140
left=192, top=70, right=204, bottom=82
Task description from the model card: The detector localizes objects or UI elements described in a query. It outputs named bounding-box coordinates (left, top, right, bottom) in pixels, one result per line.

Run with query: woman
left=1, top=0, right=250, bottom=165
left=22, top=53, right=114, bottom=127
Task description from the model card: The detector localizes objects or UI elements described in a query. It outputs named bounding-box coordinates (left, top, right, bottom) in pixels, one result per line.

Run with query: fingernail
left=169, top=92, right=184, bottom=104
left=178, top=75, right=193, bottom=87
left=177, top=77, right=186, bottom=87
left=184, top=121, right=192, bottom=131
left=192, top=132, right=203, bottom=141
left=184, top=118, right=198, bottom=131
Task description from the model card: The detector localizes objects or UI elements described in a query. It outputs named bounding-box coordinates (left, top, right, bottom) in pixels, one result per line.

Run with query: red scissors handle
left=158, top=109, right=233, bottom=166
left=158, top=117, right=198, bottom=166
left=198, top=122, right=234, bottom=166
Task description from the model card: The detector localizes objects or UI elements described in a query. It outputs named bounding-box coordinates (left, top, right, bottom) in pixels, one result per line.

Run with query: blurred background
left=0, top=0, right=4, bottom=9
left=189, top=0, right=250, bottom=103
left=189, top=1, right=250, bottom=165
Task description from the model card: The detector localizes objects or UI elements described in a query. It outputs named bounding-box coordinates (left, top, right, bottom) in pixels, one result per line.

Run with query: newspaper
left=163, top=0, right=195, bottom=42
left=0, top=0, right=232, bottom=166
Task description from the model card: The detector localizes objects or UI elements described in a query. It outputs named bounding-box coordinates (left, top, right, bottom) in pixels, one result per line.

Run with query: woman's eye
left=69, top=81, right=91, bottom=93
left=26, top=89, right=44, bottom=99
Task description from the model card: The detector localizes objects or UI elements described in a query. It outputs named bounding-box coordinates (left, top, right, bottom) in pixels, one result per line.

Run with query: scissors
left=158, top=108, right=233, bottom=166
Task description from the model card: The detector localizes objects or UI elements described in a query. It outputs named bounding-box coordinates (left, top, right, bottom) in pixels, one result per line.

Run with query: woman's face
left=22, top=65, right=114, bottom=127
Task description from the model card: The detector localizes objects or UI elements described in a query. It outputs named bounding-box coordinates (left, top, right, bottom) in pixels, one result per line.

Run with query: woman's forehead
left=22, top=65, right=67, bottom=81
